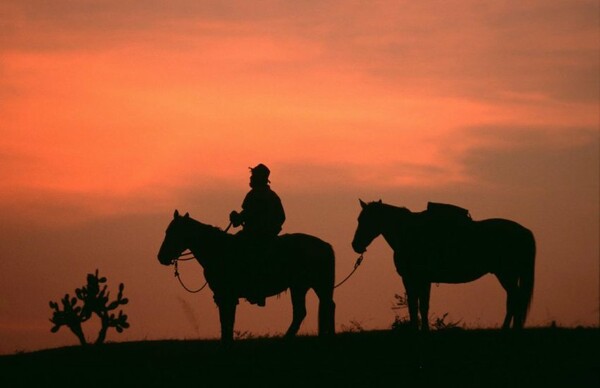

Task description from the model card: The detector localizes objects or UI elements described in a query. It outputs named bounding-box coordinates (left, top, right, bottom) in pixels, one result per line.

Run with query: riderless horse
left=352, top=200, right=535, bottom=330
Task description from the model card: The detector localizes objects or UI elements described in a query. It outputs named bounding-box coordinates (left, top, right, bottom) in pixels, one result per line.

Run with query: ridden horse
left=351, top=200, right=535, bottom=330
left=157, top=210, right=336, bottom=342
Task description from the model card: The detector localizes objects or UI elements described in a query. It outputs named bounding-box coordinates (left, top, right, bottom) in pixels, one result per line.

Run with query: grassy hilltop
left=0, top=328, right=598, bottom=387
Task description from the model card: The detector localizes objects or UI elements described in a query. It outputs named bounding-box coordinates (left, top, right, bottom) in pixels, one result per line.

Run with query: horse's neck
left=380, top=206, right=414, bottom=249
left=186, top=219, right=225, bottom=263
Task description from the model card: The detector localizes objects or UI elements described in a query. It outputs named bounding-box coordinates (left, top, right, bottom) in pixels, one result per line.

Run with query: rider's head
left=249, top=163, right=270, bottom=188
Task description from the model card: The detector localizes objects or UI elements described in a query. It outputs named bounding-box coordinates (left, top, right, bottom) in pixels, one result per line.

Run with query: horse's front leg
left=285, top=286, right=308, bottom=338
left=402, top=277, right=420, bottom=330
left=216, top=297, right=238, bottom=343
left=418, top=281, right=431, bottom=331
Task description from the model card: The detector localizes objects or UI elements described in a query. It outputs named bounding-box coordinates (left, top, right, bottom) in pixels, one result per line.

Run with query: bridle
left=172, top=251, right=208, bottom=293
left=170, top=222, right=232, bottom=293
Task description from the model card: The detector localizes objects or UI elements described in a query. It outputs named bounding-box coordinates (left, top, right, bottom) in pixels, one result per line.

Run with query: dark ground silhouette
left=352, top=200, right=536, bottom=330
left=1, top=328, right=597, bottom=387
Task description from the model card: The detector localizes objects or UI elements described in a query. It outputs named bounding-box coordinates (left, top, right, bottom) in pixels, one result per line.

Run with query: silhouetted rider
left=229, top=163, right=285, bottom=239
left=229, top=164, right=285, bottom=307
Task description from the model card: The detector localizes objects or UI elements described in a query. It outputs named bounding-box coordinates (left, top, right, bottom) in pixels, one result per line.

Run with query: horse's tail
left=519, top=229, right=536, bottom=323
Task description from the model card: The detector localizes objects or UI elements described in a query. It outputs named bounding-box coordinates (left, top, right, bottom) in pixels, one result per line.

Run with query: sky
left=0, top=0, right=598, bottom=354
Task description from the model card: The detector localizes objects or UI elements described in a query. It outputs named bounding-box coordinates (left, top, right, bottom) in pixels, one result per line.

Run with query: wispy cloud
left=0, top=0, right=597, bottom=222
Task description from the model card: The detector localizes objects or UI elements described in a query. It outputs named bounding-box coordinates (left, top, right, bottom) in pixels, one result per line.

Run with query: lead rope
left=334, top=254, right=364, bottom=288
left=174, top=222, right=361, bottom=291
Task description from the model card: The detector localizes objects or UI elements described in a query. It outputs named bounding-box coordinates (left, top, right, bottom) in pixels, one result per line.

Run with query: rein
left=334, top=254, right=364, bottom=288
left=173, top=255, right=208, bottom=293
left=171, top=221, right=362, bottom=292
left=171, top=222, right=232, bottom=294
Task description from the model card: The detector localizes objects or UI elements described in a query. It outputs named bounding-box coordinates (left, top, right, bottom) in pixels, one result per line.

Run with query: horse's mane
left=367, top=201, right=412, bottom=215
left=185, top=216, right=232, bottom=241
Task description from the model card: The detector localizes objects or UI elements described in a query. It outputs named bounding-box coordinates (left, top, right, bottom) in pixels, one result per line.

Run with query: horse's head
left=157, top=210, right=191, bottom=265
left=352, top=199, right=385, bottom=254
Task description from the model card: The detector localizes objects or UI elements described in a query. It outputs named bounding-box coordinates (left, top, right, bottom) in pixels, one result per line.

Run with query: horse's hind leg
left=496, top=273, right=517, bottom=329
left=314, top=286, right=336, bottom=337
left=285, top=286, right=308, bottom=338
left=512, top=286, right=528, bottom=329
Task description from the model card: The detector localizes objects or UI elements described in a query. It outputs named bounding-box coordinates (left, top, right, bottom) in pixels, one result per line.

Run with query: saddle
left=411, top=203, right=474, bottom=272
left=233, top=233, right=278, bottom=307
left=426, top=202, right=472, bottom=223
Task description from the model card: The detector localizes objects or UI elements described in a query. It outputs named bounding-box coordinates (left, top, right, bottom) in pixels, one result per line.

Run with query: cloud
left=277, top=159, right=453, bottom=192
left=1, top=0, right=597, bottom=224
left=461, top=126, right=599, bottom=193
left=3, top=1, right=597, bottom=104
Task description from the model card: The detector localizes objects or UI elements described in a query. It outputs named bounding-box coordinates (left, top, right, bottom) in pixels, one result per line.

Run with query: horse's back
left=253, top=233, right=334, bottom=294
left=402, top=216, right=535, bottom=282
left=470, top=218, right=535, bottom=270
left=276, top=233, right=335, bottom=269
left=476, top=218, right=535, bottom=244
left=278, top=233, right=335, bottom=256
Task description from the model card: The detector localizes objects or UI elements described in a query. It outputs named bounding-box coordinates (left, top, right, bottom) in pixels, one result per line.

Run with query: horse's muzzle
left=157, top=254, right=174, bottom=266
left=351, top=242, right=366, bottom=254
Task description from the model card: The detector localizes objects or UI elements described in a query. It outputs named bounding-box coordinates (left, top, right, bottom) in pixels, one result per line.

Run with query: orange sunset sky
left=0, top=1, right=598, bottom=354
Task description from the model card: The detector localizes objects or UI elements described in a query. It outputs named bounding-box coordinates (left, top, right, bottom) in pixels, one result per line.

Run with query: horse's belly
left=411, top=256, right=487, bottom=283
left=236, top=272, right=290, bottom=299
left=404, top=247, right=491, bottom=283
left=427, top=269, right=487, bottom=284
left=265, top=285, right=288, bottom=297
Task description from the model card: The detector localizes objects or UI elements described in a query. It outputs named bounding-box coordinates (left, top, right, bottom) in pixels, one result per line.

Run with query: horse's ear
left=184, top=212, right=189, bottom=218
left=359, top=199, right=367, bottom=209
left=174, top=210, right=180, bottom=218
